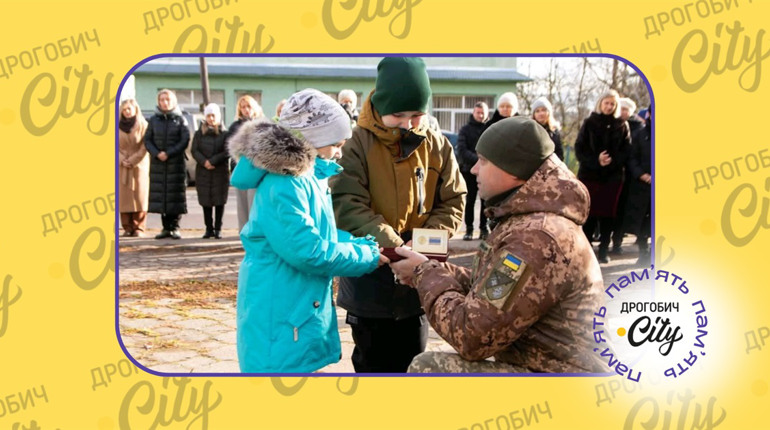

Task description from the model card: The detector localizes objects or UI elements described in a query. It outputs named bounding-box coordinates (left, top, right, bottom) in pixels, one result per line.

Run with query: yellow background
left=1, top=0, right=767, bottom=428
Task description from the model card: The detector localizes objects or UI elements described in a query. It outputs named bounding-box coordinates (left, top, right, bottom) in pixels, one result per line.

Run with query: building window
left=432, top=95, right=496, bottom=132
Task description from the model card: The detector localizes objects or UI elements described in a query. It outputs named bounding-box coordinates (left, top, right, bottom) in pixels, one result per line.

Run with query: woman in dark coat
left=610, top=97, right=645, bottom=254
left=575, top=90, right=632, bottom=263
left=623, top=108, right=652, bottom=266
left=144, top=89, right=190, bottom=240
left=192, top=103, right=230, bottom=239
left=226, top=95, right=264, bottom=232
left=531, top=96, right=564, bottom=161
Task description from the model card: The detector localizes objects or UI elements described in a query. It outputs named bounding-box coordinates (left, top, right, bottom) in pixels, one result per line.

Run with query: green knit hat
left=476, top=117, right=555, bottom=179
left=371, top=57, right=432, bottom=116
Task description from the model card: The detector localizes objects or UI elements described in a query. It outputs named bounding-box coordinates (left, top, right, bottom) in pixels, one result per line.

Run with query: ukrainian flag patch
left=502, top=254, right=522, bottom=271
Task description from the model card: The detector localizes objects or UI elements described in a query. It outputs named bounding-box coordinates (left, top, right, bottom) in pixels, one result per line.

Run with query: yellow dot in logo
left=700, top=219, right=716, bottom=235
left=301, top=12, right=317, bottom=28
left=752, top=380, right=768, bottom=397
left=617, top=327, right=626, bottom=336
left=0, top=109, right=14, bottom=125
left=49, top=263, right=64, bottom=279
left=649, top=65, right=667, bottom=82
left=97, top=416, right=114, bottom=430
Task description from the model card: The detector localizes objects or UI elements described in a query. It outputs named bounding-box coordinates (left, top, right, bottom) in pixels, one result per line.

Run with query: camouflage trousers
left=407, top=352, right=532, bottom=373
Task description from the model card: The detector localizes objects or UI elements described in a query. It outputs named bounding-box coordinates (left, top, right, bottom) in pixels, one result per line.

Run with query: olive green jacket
left=330, top=91, right=466, bottom=319
left=330, top=92, right=466, bottom=248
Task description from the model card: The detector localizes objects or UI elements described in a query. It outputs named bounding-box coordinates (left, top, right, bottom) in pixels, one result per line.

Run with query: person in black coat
left=575, top=90, right=632, bottom=263
left=226, top=95, right=264, bottom=232
left=531, top=96, right=564, bottom=161
left=192, top=103, right=230, bottom=239
left=144, top=89, right=190, bottom=240
left=623, top=108, right=652, bottom=266
left=456, top=102, right=489, bottom=240
left=610, top=97, right=645, bottom=254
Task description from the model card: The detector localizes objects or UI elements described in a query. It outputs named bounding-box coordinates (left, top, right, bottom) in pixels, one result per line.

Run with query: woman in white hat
left=485, top=91, right=519, bottom=130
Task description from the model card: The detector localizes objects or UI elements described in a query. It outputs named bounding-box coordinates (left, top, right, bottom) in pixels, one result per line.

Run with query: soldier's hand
left=390, top=246, right=428, bottom=287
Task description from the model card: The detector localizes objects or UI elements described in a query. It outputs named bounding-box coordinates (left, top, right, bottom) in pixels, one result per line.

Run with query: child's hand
left=377, top=249, right=390, bottom=268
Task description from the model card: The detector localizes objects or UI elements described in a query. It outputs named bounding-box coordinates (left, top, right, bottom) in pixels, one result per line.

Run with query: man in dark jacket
left=144, top=89, right=190, bottom=239
left=456, top=102, right=489, bottom=240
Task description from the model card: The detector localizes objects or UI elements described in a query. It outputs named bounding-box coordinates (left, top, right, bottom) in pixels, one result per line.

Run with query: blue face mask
left=314, top=156, right=343, bottom=178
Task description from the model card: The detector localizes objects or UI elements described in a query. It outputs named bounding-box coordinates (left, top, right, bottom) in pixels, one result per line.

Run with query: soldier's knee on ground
left=408, top=351, right=451, bottom=373
left=407, top=351, right=489, bottom=373
left=408, top=351, right=534, bottom=373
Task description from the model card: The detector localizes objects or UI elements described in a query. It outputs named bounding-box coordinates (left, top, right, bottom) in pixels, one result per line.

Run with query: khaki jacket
left=330, top=92, right=466, bottom=247
left=414, top=155, right=608, bottom=372
left=330, top=92, right=466, bottom=319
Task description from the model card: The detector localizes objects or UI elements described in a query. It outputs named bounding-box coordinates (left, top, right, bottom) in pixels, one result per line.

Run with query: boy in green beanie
left=329, top=57, right=467, bottom=373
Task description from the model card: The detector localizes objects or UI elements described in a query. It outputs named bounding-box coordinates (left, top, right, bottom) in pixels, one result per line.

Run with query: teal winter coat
left=228, top=119, right=380, bottom=373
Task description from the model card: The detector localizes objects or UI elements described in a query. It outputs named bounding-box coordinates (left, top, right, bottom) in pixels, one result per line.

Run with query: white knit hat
left=619, top=97, right=637, bottom=114
left=203, top=103, right=221, bottom=122
left=338, top=89, right=357, bottom=106
left=531, top=96, right=553, bottom=114
left=497, top=92, right=519, bottom=114
left=279, top=89, right=352, bottom=148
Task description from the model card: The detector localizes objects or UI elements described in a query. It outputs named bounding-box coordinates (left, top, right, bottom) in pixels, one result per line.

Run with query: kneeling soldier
left=391, top=117, right=608, bottom=373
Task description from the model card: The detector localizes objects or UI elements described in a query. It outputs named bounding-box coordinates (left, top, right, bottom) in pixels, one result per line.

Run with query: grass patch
left=121, top=327, right=157, bottom=337
left=146, top=339, right=181, bottom=350
left=120, top=309, right=155, bottom=319
left=119, top=279, right=237, bottom=301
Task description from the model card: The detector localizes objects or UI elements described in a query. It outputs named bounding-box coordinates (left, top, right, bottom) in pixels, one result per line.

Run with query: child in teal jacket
left=228, top=89, right=382, bottom=373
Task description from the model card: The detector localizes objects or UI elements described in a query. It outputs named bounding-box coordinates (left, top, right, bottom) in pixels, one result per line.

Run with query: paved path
left=119, top=187, right=644, bottom=374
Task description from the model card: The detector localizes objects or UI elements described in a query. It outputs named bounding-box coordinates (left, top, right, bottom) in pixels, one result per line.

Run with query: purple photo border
left=114, top=52, right=656, bottom=378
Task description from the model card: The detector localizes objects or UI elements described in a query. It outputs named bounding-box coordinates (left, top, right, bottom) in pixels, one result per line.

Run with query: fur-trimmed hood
left=228, top=118, right=316, bottom=177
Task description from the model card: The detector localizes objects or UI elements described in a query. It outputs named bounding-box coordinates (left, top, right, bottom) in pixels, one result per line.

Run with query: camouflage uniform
left=409, top=155, right=608, bottom=373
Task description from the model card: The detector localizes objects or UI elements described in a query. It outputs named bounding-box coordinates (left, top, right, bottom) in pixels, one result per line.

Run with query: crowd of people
left=118, top=56, right=652, bottom=374
left=453, top=89, right=650, bottom=265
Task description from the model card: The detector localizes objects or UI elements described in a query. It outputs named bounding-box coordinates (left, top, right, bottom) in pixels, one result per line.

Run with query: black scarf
left=119, top=116, right=137, bottom=133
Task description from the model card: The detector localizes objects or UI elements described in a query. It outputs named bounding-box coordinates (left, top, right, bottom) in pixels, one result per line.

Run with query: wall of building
left=132, top=57, right=525, bottom=132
